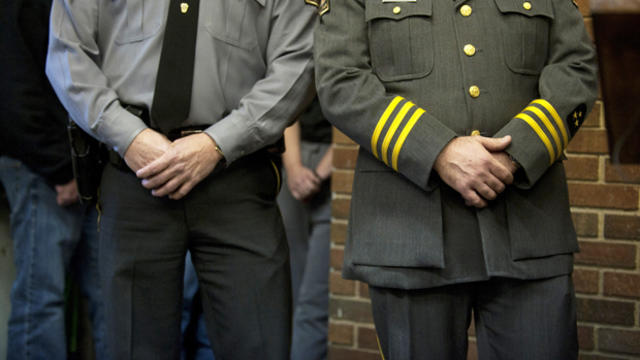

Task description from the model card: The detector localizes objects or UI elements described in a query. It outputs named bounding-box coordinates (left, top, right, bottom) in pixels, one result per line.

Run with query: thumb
left=478, top=135, right=511, bottom=152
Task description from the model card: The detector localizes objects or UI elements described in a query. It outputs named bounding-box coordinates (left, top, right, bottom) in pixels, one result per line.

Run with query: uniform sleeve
left=46, top=0, right=148, bottom=156
left=204, top=0, right=316, bottom=164
left=494, top=0, right=598, bottom=188
left=314, top=0, right=456, bottom=191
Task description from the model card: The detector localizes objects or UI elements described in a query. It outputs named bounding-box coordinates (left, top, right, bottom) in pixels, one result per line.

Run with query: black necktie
left=151, top=0, right=200, bottom=134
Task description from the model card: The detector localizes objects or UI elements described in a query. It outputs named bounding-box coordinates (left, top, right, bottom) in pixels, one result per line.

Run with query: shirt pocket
left=113, top=0, right=165, bottom=44
left=365, top=0, right=434, bottom=82
left=204, top=0, right=262, bottom=50
left=494, top=0, right=554, bottom=75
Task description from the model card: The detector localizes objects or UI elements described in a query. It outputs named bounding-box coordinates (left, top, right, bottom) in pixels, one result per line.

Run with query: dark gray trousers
left=99, top=152, right=291, bottom=360
left=370, top=275, right=578, bottom=360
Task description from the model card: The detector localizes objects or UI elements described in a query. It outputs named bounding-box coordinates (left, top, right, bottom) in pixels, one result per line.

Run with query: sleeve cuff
left=369, top=96, right=457, bottom=190
left=495, top=98, right=568, bottom=187
left=96, top=101, right=149, bottom=157
left=204, top=111, right=255, bottom=165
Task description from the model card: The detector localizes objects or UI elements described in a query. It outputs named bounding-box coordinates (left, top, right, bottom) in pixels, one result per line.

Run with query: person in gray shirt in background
left=46, top=0, right=316, bottom=358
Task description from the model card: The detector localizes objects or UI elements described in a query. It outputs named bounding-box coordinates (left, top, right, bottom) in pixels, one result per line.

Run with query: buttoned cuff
left=97, top=101, right=148, bottom=157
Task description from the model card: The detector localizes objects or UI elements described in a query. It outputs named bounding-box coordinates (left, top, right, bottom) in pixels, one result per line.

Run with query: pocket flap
left=365, top=0, right=432, bottom=21
left=494, top=0, right=554, bottom=18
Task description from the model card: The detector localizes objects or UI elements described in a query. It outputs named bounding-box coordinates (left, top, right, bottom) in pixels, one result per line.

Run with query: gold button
left=470, top=130, right=481, bottom=136
left=523, top=1, right=532, bottom=10
left=460, top=5, right=472, bottom=16
left=393, top=6, right=401, bottom=14
left=463, top=44, right=476, bottom=56
left=469, top=85, right=480, bottom=98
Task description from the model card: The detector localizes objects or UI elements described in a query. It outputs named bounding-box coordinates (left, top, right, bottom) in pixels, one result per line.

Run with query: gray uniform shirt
left=46, top=0, right=315, bottom=163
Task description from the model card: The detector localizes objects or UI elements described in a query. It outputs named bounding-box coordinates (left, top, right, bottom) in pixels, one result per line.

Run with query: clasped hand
left=434, top=135, right=518, bottom=208
left=124, top=128, right=223, bottom=200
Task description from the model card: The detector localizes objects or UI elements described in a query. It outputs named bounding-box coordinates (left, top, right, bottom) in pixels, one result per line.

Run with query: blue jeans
left=181, top=252, right=214, bottom=360
left=0, top=157, right=106, bottom=360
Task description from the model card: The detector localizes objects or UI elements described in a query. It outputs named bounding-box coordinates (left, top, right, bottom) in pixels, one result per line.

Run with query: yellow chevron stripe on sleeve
left=524, top=105, right=563, bottom=158
left=516, top=113, right=555, bottom=165
left=531, top=99, right=568, bottom=146
left=391, top=108, right=425, bottom=171
left=381, top=101, right=414, bottom=165
left=371, top=96, right=403, bottom=159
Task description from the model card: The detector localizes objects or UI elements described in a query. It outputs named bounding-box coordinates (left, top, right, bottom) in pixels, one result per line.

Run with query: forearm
left=282, top=122, right=303, bottom=172
left=205, top=0, right=316, bottom=164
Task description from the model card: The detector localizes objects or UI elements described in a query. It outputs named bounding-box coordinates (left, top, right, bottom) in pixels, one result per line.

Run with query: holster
left=67, top=119, right=107, bottom=204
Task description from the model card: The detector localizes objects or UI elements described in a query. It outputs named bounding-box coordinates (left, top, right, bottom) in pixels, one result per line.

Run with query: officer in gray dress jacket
left=314, top=0, right=598, bottom=358
left=47, top=0, right=316, bottom=358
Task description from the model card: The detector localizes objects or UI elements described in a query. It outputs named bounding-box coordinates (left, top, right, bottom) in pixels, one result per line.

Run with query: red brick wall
left=327, top=2, right=640, bottom=358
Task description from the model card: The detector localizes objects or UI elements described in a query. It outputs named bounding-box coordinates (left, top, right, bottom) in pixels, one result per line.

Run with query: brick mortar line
left=580, top=350, right=637, bottom=360
left=570, top=205, right=639, bottom=213
left=589, top=268, right=640, bottom=275
left=329, top=344, right=380, bottom=353
left=598, top=212, right=605, bottom=239
left=330, top=295, right=372, bottom=303
left=578, top=238, right=640, bottom=246
left=567, top=179, right=639, bottom=186
left=332, top=194, right=352, bottom=200
left=599, top=154, right=606, bottom=183
left=332, top=144, right=358, bottom=150
left=577, top=321, right=640, bottom=331
left=577, top=293, right=639, bottom=303
left=565, top=154, right=601, bottom=158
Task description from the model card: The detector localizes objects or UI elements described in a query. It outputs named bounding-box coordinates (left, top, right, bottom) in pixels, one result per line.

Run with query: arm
left=494, top=0, right=598, bottom=188
left=46, top=0, right=150, bottom=157
left=315, top=0, right=454, bottom=192
left=314, top=145, right=333, bottom=181
left=203, top=0, right=317, bottom=165
left=282, top=122, right=321, bottom=201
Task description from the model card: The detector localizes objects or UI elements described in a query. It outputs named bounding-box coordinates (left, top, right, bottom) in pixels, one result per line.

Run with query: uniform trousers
left=99, top=151, right=291, bottom=360
left=370, top=275, right=577, bottom=360
left=180, top=252, right=214, bottom=360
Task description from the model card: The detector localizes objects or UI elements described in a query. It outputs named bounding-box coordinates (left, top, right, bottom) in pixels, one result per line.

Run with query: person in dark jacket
left=0, top=0, right=106, bottom=358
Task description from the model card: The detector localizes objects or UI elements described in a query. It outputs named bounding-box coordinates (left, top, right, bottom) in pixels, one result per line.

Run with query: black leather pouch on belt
left=67, top=119, right=107, bottom=204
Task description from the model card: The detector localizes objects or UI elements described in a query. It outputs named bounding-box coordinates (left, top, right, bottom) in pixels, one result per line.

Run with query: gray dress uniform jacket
left=315, top=0, right=598, bottom=289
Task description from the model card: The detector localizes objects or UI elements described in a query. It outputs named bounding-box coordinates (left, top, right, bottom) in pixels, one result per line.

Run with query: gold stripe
left=381, top=101, right=414, bottom=165
left=305, top=0, right=319, bottom=6
left=531, top=99, right=568, bottom=146
left=270, top=159, right=281, bottom=194
left=524, top=105, right=563, bottom=158
left=371, top=96, right=403, bottom=159
left=391, top=107, right=425, bottom=171
left=516, top=113, right=555, bottom=164
left=376, top=335, right=386, bottom=360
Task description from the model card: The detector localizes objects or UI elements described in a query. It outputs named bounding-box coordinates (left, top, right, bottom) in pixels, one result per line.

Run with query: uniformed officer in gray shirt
left=314, top=0, right=598, bottom=358
left=46, top=0, right=316, bottom=358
